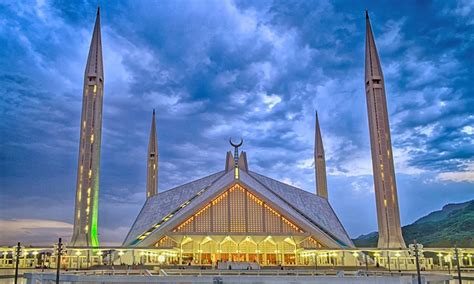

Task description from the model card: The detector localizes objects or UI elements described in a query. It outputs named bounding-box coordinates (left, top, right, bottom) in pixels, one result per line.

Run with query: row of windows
left=173, top=185, right=303, bottom=234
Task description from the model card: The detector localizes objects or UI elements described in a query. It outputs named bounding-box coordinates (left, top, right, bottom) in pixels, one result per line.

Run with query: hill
left=353, top=200, right=474, bottom=247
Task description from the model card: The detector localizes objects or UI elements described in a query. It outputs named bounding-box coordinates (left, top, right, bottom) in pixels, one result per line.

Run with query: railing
left=21, top=269, right=454, bottom=284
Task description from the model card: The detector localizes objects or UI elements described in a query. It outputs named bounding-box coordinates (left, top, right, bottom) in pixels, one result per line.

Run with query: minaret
left=146, top=109, right=158, bottom=199
left=71, top=7, right=104, bottom=247
left=314, top=112, right=328, bottom=199
left=365, top=11, right=406, bottom=248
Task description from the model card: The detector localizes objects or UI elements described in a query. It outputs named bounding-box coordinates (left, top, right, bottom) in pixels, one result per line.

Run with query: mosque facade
left=70, top=8, right=405, bottom=266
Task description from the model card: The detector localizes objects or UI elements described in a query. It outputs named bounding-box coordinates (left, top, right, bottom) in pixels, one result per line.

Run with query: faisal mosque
left=69, top=7, right=406, bottom=266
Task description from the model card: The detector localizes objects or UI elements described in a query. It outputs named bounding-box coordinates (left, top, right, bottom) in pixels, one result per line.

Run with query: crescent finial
left=229, top=137, right=243, bottom=148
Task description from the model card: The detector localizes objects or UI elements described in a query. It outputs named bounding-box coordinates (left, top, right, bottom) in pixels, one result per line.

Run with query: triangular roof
left=123, top=170, right=354, bottom=248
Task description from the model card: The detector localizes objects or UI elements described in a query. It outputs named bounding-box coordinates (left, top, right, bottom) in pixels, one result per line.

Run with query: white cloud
left=296, top=158, right=313, bottom=169
left=261, top=93, right=282, bottom=110
left=0, top=219, right=72, bottom=246
left=461, top=125, right=474, bottom=135
left=436, top=161, right=474, bottom=183
left=281, top=177, right=302, bottom=188
left=393, top=146, right=427, bottom=175
left=0, top=219, right=133, bottom=246
left=350, top=179, right=374, bottom=194
left=415, top=123, right=437, bottom=137
left=378, top=18, right=406, bottom=52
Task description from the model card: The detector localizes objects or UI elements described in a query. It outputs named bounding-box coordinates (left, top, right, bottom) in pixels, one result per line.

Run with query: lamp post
left=314, top=252, right=318, bottom=272
left=413, top=240, right=421, bottom=284
left=118, top=251, right=124, bottom=265
left=364, top=252, right=369, bottom=274
left=55, top=238, right=63, bottom=284
left=75, top=250, right=81, bottom=270
left=395, top=252, right=401, bottom=271
left=14, top=242, right=21, bottom=284
left=454, top=247, right=462, bottom=284
left=352, top=251, right=359, bottom=267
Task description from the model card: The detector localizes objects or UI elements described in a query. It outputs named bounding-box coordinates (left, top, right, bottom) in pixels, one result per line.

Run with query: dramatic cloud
left=0, top=0, right=473, bottom=244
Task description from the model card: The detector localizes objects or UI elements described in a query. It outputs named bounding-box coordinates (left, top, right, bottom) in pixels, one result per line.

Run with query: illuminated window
left=172, top=184, right=302, bottom=234
left=93, top=85, right=97, bottom=93
left=90, top=134, right=94, bottom=143
left=234, top=167, right=239, bottom=179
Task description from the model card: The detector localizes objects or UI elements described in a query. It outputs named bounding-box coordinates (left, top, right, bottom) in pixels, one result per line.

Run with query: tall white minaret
left=314, top=111, right=328, bottom=199
left=365, top=11, right=406, bottom=249
left=146, top=109, right=158, bottom=199
left=71, top=7, right=104, bottom=247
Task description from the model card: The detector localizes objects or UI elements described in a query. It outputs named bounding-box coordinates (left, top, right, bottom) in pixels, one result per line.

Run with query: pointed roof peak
left=85, top=7, right=104, bottom=80
left=314, top=111, right=324, bottom=154
left=365, top=9, right=369, bottom=19
left=148, top=108, right=158, bottom=153
left=365, top=10, right=383, bottom=82
left=315, top=110, right=321, bottom=131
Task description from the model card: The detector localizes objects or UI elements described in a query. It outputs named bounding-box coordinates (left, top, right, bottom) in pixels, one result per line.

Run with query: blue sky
left=0, top=0, right=473, bottom=245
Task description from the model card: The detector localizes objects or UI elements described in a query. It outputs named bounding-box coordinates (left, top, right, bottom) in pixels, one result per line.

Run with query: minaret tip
left=146, top=107, right=158, bottom=199
left=365, top=10, right=369, bottom=19
left=314, top=111, right=328, bottom=199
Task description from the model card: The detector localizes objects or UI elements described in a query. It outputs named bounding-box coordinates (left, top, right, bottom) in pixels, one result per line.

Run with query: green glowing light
left=90, top=183, right=100, bottom=247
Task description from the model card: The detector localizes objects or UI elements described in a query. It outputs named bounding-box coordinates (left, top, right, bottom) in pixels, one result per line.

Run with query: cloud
left=436, top=161, right=474, bottom=183
left=0, top=219, right=72, bottom=246
left=0, top=219, right=130, bottom=246
left=1, top=0, right=473, bottom=242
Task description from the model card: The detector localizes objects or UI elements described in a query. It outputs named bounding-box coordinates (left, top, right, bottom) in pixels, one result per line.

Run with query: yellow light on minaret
left=365, top=10, right=405, bottom=249
left=72, top=6, right=104, bottom=246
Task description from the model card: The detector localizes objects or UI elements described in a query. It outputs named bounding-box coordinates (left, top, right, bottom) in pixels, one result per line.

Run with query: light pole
left=14, top=242, right=21, bottom=284
left=56, top=238, right=63, bottom=284
left=75, top=250, right=81, bottom=270
left=314, top=252, right=318, bottom=272
left=454, top=247, right=462, bottom=284
left=413, top=240, right=421, bottom=284
left=364, top=252, right=369, bottom=275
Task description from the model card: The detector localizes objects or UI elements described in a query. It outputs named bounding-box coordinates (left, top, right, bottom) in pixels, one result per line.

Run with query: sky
left=0, top=0, right=473, bottom=246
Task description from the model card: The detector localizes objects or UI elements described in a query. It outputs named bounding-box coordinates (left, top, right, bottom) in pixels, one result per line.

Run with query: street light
left=75, top=251, right=81, bottom=270
left=118, top=251, right=124, bottom=265
left=395, top=252, right=401, bottom=271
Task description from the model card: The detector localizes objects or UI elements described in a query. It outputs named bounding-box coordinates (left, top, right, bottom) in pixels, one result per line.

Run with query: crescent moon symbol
left=229, top=137, right=243, bottom=148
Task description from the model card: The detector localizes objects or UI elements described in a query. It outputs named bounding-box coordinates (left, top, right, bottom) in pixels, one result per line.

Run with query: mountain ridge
left=353, top=199, right=474, bottom=247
